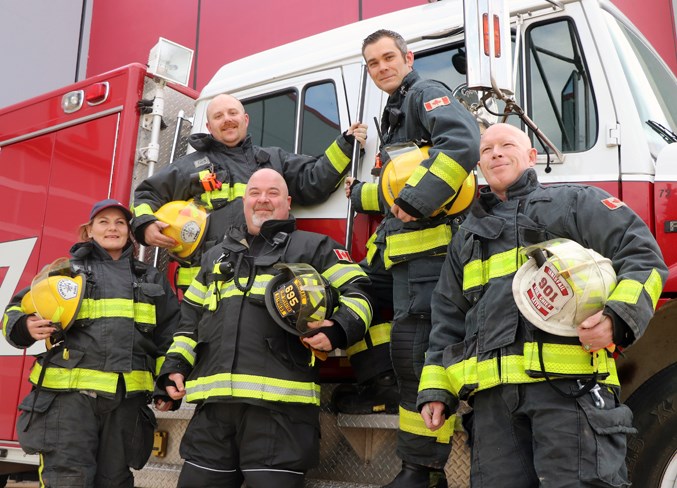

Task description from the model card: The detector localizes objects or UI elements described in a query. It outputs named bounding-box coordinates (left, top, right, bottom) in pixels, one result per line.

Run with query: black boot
left=331, top=371, right=400, bottom=414
left=381, top=462, right=431, bottom=488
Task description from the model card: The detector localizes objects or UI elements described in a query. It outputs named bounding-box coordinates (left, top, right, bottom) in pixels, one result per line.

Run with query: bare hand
left=577, top=310, right=614, bottom=352
left=421, top=401, right=447, bottom=431
left=154, top=398, right=174, bottom=411
left=302, top=320, right=334, bottom=352
left=391, top=203, right=417, bottom=222
left=345, top=177, right=356, bottom=198
left=26, top=315, right=56, bottom=341
left=346, top=122, right=368, bottom=148
left=144, top=221, right=177, bottom=248
left=165, top=372, right=186, bottom=400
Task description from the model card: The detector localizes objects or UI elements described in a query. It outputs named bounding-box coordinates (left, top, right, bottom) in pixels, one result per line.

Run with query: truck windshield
left=602, top=9, right=677, bottom=156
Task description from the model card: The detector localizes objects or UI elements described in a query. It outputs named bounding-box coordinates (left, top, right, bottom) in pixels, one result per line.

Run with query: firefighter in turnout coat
left=132, top=93, right=367, bottom=290
left=157, top=169, right=373, bottom=488
left=417, top=124, right=668, bottom=487
left=342, top=30, right=480, bottom=487
left=2, top=199, right=180, bottom=488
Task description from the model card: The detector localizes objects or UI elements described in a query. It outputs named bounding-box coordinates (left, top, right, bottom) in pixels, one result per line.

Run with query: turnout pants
left=177, top=402, right=319, bottom=488
left=16, top=380, right=155, bottom=488
left=391, top=256, right=452, bottom=469
left=470, top=381, right=633, bottom=488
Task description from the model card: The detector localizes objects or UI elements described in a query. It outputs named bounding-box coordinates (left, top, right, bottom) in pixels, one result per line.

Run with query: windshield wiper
left=646, top=120, right=677, bottom=143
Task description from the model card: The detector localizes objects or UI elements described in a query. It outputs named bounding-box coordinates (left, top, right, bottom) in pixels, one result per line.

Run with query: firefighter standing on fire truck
left=417, top=124, right=668, bottom=487
left=157, top=169, right=372, bottom=488
left=2, top=199, right=180, bottom=488
left=132, top=93, right=367, bottom=290
left=342, top=29, right=480, bottom=488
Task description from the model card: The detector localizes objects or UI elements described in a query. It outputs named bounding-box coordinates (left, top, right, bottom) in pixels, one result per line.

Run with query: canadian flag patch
left=601, top=197, right=626, bottom=210
left=334, top=249, right=353, bottom=262
left=424, top=96, right=451, bottom=111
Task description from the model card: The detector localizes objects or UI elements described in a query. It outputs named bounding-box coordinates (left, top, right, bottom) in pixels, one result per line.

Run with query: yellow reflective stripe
left=78, top=299, right=155, bottom=324
left=408, top=165, right=426, bottom=187
left=429, top=153, right=468, bottom=189
left=339, top=295, right=372, bottom=328
left=445, top=344, right=619, bottom=396
left=199, top=183, right=247, bottom=210
left=185, top=372, right=321, bottom=405
left=608, top=280, right=643, bottom=305
left=155, top=356, right=165, bottom=376
left=185, top=279, right=208, bottom=305
left=167, top=335, right=198, bottom=366
left=177, top=266, right=201, bottom=287
left=419, top=364, right=452, bottom=393
left=326, top=140, right=351, bottom=174
left=462, top=248, right=521, bottom=291
left=398, top=405, right=454, bottom=443
left=322, top=263, right=366, bottom=288
left=385, top=224, right=451, bottom=264
left=346, top=322, right=391, bottom=356
left=360, top=183, right=380, bottom=212
left=133, top=203, right=154, bottom=218
left=644, top=268, right=664, bottom=309
left=365, top=232, right=378, bottom=265
left=29, top=363, right=153, bottom=393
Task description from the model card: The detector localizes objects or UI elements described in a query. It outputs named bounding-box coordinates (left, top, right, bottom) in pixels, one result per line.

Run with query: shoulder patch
left=601, top=197, right=626, bottom=210
left=424, top=96, right=451, bottom=112
left=193, top=157, right=211, bottom=169
left=333, top=249, right=353, bottom=262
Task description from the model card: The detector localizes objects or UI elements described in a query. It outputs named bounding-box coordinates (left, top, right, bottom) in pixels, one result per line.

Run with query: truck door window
left=300, top=82, right=340, bottom=157
left=415, top=46, right=467, bottom=94
left=244, top=90, right=298, bottom=152
left=526, top=19, right=598, bottom=152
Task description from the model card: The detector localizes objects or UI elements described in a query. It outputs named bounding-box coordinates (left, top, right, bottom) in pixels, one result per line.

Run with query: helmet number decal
left=525, top=264, right=573, bottom=320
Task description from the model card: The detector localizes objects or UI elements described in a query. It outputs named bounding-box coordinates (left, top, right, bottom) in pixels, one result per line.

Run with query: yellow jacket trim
left=398, top=405, right=454, bottom=444
left=167, top=335, right=198, bottom=367
left=199, top=183, right=247, bottom=210
left=133, top=203, right=154, bottom=218
left=322, top=263, right=367, bottom=288
left=346, top=322, right=391, bottom=356
left=644, top=268, right=664, bottom=309
left=365, top=232, right=378, bottom=266
left=340, top=296, right=372, bottom=329
left=418, top=364, right=453, bottom=393
left=384, top=223, right=451, bottom=268
left=445, top=343, right=619, bottom=397
left=326, top=140, right=351, bottom=174
left=185, top=372, right=321, bottom=405
left=78, top=298, right=155, bottom=324
left=177, top=266, right=201, bottom=287
left=29, top=363, right=154, bottom=394
left=360, top=183, right=380, bottom=212
left=462, top=247, right=523, bottom=291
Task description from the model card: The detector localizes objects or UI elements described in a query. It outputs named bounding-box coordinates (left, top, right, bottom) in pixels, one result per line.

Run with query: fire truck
left=1, top=0, right=676, bottom=486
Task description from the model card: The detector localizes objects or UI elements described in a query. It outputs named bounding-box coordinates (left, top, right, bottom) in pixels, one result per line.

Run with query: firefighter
left=131, top=93, right=367, bottom=290
left=2, top=199, right=180, bottom=487
left=417, top=123, right=668, bottom=487
left=342, top=29, right=480, bottom=487
left=157, top=169, right=373, bottom=488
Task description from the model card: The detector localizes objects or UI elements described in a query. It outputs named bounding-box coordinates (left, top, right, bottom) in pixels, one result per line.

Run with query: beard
left=251, top=210, right=273, bottom=229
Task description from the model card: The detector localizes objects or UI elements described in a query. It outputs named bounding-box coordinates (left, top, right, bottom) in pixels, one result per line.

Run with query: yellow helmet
left=20, top=258, right=85, bottom=349
left=379, top=144, right=477, bottom=217
left=154, top=200, right=208, bottom=259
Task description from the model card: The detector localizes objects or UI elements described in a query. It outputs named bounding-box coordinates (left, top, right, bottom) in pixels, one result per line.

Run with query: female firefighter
left=2, top=199, right=180, bottom=487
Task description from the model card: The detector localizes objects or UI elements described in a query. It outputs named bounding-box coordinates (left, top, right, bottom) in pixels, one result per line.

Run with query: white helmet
left=512, top=239, right=617, bottom=336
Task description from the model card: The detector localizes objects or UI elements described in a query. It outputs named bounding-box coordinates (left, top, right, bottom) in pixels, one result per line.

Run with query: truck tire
left=625, top=363, right=677, bottom=487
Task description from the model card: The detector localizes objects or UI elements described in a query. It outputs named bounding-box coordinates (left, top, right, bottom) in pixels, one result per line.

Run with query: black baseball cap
left=89, top=199, right=133, bottom=222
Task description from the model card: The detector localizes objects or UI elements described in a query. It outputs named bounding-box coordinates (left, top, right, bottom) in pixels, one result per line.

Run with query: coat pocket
left=125, top=404, right=158, bottom=470
left=16, top=389, right=60, bottom=454
left=577, top=392, right=636, bottom=486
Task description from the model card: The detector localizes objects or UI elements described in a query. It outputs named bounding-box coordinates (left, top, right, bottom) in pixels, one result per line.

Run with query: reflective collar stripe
left=185, top=372, right=321, bottom=405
